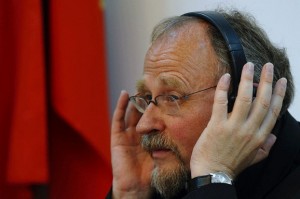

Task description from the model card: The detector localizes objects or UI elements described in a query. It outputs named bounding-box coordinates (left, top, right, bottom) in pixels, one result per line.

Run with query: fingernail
left=266, top=63, right=274, bottom=73
left=247, top=62, right=254, bottom=73
left=221, top=73, right=231, bottom=85
left=121, top=90, right=127, bottom=95
left=280, top=78, right=287, bottom=89
left=267, top=134, right=277, bottom=146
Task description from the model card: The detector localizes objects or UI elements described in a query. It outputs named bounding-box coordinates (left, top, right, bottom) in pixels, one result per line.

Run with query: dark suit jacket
left=107, top=112, right=300, bottom=199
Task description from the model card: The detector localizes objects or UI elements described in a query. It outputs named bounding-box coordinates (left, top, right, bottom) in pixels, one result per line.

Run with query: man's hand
left=111, top=91, right=154, bottom=199
left=190, top=62, right=287, bottom=179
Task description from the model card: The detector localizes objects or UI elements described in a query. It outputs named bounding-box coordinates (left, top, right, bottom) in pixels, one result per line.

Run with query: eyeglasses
left=129, top=86, right=216, bottom=115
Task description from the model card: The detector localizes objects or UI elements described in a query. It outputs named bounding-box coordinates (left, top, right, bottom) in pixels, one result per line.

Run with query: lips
left=151, top=148, right=172, bottom=159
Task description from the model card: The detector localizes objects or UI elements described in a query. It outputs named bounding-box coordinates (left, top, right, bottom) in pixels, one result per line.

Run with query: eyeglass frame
left=129, top=85, right=217, bottom=115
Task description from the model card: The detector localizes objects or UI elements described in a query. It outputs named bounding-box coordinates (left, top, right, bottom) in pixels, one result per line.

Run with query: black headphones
left=182, top=11, right=247, bottom=112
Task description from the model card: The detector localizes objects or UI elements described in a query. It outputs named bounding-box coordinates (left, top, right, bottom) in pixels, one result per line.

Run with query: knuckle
left=236, top=124, right=258, bottom=141
left=255, top=135, right=265, bottom=146
left=265, top=78, right=273, bottom=84
left=232, top=124, right=248, bottom=137
left=241, top=133, right=254, bottom=143
left=237, top=95, right=252, bottom=104
left=274, top=86, right=286, bottom=98
left=218, top=84, right=229, bottom=91
left=259, top=98, right=271, bottom=110
left=271, top=106, right=281, bottom=118
left=215, top=96, right=228, bottom=105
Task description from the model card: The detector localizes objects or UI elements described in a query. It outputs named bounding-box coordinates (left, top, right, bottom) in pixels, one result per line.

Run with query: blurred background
left=0, top=0, right=298, bottom=199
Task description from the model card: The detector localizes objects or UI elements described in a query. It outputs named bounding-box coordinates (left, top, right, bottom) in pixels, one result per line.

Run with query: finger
left=211, top=73, right=231, bottom=122
left=230, top=63, right=254, bottom=122
left=250, top=134, right=277, bottom=165
left=125, top=102, right=142, bottom=128
left=111, top=90, right=129, bottom=134
left=260, top=78, right=287, bottom=133
left=248, top=63, right=274, bottom=125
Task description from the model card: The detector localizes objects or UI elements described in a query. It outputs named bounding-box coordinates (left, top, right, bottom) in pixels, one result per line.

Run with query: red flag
left=48, top=0, right=112, bottom=198
left=0, top=0, right=47, bottom=198
left=0, top=0, right=112, bottom=198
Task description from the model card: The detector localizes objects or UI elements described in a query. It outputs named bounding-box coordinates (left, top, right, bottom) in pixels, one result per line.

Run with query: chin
left=151, top=158, right=190, bottom=199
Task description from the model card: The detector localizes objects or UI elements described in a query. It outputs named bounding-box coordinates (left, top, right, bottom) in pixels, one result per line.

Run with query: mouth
left=151, top=148, right=172, bottom=159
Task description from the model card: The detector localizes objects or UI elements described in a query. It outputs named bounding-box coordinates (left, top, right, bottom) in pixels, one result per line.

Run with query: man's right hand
left=111, top=90, right=154, bottom=199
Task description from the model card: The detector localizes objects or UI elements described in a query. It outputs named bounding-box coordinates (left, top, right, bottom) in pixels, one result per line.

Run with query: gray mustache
left=141, top=132, right=181, bottom=158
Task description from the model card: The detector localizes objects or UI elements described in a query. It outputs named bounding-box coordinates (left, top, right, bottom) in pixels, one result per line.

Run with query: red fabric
left=0, top=0, right=46, bottom=198
left=0, top=0, right=112, bottom=198
left=49, top=0, right=111, bottom=165
left=48, top=0, right=112, bottom=198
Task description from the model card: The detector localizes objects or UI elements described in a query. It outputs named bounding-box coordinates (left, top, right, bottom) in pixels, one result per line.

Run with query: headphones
left=182, top=11, right=248, bottom=112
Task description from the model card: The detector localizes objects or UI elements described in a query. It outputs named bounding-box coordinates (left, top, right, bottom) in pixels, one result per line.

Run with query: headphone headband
left=182, top=11, right=247, bottom=112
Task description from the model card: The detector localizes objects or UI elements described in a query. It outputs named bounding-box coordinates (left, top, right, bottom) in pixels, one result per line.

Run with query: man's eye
left=169, top=95, right=179, bottom=100
left=160, top=95, right=180, bottom=103
left=144, top=95, right=152, bottom=100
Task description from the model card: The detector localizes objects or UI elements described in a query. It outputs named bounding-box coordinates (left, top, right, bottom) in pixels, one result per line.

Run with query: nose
left=136, top=103, right=165, bottom=135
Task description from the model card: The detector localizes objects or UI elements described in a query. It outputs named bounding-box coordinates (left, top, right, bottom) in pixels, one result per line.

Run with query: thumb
left=251, top=134, right=277, bottom=165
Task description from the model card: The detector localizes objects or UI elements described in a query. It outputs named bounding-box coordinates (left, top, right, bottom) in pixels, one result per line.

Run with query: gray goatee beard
left=141, top=132, right=190, bottom=199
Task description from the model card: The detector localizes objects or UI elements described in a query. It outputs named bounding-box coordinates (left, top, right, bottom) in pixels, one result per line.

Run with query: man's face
left=136, top=21, right=219, bottom=197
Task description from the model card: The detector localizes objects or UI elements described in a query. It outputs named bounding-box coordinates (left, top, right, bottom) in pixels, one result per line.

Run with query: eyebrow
left=135, top=76, right=186, bottom=93
left=158, top=76, right=186, bottom=92
left=136, top=79, right=147, bottom=93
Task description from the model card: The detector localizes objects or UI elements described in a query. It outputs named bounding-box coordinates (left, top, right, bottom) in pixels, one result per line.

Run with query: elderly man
left=108, top=10, right=300, bottom=199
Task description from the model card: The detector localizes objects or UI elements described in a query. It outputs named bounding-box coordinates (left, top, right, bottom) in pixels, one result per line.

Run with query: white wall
left=105, top=0, right=300, bottom=120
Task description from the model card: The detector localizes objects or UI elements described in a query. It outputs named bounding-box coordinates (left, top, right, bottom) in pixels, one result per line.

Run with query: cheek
left=168, top=101, right=213, bottom=166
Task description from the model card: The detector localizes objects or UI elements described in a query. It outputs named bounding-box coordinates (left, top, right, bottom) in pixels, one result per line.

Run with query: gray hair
left=150, top=9, right=294, bottom=116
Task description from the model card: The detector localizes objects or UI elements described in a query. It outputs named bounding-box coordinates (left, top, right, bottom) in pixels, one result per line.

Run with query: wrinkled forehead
left=141, top=22, right=219, bottom=92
